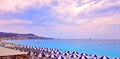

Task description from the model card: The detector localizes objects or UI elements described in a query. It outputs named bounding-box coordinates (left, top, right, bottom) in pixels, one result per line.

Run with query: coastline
left=0, top=41, right=119, bottom=59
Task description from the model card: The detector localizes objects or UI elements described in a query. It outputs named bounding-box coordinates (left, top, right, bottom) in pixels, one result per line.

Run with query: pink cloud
left=52, top=0, right=120, bottom=16
left=0, top=0, right=53, bottom=13
left=0, top=19, right=33, bottom=25
left=44, top=13, right=120, bottom=33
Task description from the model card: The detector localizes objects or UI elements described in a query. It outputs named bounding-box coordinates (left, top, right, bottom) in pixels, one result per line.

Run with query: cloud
left=0, top=0, right=53, bottom=13
left=52, top=0, right=120, bottom=16
left=0, top=0, right=120, bottom=39
left=0, top=19, right=33, bottom=25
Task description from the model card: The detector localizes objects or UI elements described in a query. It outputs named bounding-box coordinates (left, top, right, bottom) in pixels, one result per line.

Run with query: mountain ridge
left=0, top=32, right=53, bottom=40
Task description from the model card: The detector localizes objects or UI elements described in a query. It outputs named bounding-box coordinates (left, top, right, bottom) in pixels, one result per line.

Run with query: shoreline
left=0, top=41, right=119, bottom=59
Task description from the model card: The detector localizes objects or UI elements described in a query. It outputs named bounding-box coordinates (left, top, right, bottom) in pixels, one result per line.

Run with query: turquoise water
left=3, top=39, right=120, bottom=58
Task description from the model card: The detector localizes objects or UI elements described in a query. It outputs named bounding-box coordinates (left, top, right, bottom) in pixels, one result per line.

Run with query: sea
left=2, top=39, right=120, bottom=58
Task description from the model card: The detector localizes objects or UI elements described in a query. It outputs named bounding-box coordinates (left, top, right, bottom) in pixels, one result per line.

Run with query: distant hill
left=0, top=32, right=53, bottom=40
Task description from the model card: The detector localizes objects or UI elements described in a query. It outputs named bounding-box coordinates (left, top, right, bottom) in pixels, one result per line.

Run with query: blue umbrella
left=78, top=56, right=88, bottom=59
left=99, top=56, right=110, bottom=59
left=70, top=54, right=78, bottom=58
left=56, top=56, right=65, bottom=59
left=35, top=52, right=39, bottom=57
left=27, top=51, right=31, bottom=55
left=38, top=53, right=46, bottom=57
left=90, top=54, right=97, bottom=57
left=63, top=53, right=69, bottom=56
left=49, top=54, right=57, bottom=58
left=81, top=53, right=88, bottom=56
left=51, top=51, right=56, bottom=54
left=47, top=49, right=51, bottom=52
left=65, top=51, right=71, bottom=54
left=56, top=52, right=62, bottom=55
left=72, top=51, right=79, bottom=54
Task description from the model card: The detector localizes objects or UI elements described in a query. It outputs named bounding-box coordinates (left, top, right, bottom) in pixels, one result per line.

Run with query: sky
left=0, top=0, right=120, bottom=39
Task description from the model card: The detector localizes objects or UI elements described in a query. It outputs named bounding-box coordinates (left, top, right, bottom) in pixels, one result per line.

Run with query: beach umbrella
left=79, top=56, right=88, bottom=59
left=35, top=52, right=39, bottom=57
left=56, top=56, right=65, bottom=59
left=63, top=53, right=69, bottom=56
left=72, top=51, right=79, bottom=54
left=27, top=51, right=31, bottom=55
left=38, top=53, right=46, bottom=57
left=70, top=54, right=78, bottom=58
left=47, top=49, right=51, bottom=52
left=49, top=54, right=57, bottom=58
left=90, top=54, right=97, bottom=57
left=65, top=51, right=71, bottom=54
left=30, top=52, right=35, bottom=56
left=51, top=51, right=56, bottom=54
left=56, top=52, right=62, bottom=55
left=99, top=56, right=110, bottom=59
left=81, top=53, right=88, bottom=56
left=56, top=49, right=60, bottom=52
left=44, top=49, right=47, bottom=51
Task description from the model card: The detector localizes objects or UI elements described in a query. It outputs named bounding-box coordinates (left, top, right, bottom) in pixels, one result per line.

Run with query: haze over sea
left=3, top=39, right=120, bottom=58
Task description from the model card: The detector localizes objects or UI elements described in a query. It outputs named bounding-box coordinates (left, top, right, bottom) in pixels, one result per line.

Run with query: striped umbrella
left=27, top=51, right=31, bottom=55
left=30, top=52, right=35, bottom=56
left=49, top=54, right=57, bottom=58
left=56, top=52, right=62, bottom=55
left=56, top=56, right=65, bottom=59
left=72, top=51, right=79, bottom=54
left=90, top=54, right=97, bottom=57
left=70, top=54, right=78, bottom=58
left=63, top=53, right=69, bottom=56
left=65, top=51, right=71, bottom=54
left=99, top=56, right=110, bottom=59
left=35, top=52, right=39, bottom=57
left=79, top=56, right=88, bottom=59
left=81, top=53, right=88, bottom=56
left=38, top=53, right=46, bottom=57
left=51, top=51, right=56, bottom=54
left=47, top=49, right=51, bottom=52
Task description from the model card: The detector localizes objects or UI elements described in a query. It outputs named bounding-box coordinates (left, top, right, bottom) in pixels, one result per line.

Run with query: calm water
left=3, top=39, right=120, bottom=58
